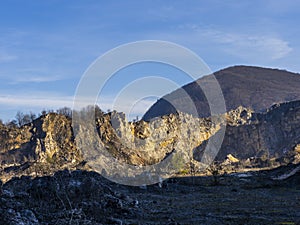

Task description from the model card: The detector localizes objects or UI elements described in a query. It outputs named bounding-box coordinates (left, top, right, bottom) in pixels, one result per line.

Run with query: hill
left=143, top=65, right=300, bottom=120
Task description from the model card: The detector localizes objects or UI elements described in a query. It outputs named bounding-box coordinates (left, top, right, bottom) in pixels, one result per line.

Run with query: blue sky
left=0, top=0, right=299, bottom=121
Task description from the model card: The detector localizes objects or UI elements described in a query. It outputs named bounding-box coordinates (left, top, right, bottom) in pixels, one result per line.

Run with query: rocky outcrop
left=217, top=100, right=300, bottom=163
left=95, top=111, right=222, bottom=166
left=83, top=101, right=300, bottom=176
left=1, top=100, right=300, bottom=182
left=0, top=113, right=81, bottom=173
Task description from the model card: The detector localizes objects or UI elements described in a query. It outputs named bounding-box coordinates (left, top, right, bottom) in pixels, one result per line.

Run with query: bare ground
left=0, top=168, right=299, bottom=225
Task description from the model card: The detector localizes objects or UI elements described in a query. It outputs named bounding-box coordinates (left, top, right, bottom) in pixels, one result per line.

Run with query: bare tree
left=41, top=109, right=47, bottom=116
left=15, top=111, right=34, bottom=127
left=6, top=120, right=17, bottom=128
left=29, top=111, right=37, bottom=121
left=15, top=111, right=25, bottom=127
left=56, top=107, right=72, bottom=118
left=23, top=113, right=31, bottom=125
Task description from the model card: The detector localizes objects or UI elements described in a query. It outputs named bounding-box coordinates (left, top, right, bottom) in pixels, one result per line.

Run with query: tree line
left=0, top=107, right=73, bottom=128
left=0, top=105, right=107, bottom=128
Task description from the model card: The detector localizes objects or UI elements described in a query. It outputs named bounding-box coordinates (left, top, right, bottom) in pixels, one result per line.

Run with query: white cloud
left=0, top=92, right=75, bottom=121
left=10, top=75, right=63, bottom=83
left=0, top=91, right=156, bottom=122
left=0, top=93, right=74, bottom=109
left=0, top=67, right=68, bottom=84
left=174, top=25, right=293, bottom=61
left=218, top=33, right=292, bottom=60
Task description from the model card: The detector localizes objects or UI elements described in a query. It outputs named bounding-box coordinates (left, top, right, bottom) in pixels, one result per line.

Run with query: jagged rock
left=95, top=111, right=221, bottom=166
left=214, top=100, right=300, bottom=162
left=226, top=154, right=239, bottom=163
left=225, top=106, right=253, bottom=126
left=1, top=100, right=300, bottom=182
left=0, top=113, right=82, bottom=180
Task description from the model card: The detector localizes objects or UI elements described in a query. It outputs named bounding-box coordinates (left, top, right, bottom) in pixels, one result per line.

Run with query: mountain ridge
left=143, top=65, right=300, bottom=120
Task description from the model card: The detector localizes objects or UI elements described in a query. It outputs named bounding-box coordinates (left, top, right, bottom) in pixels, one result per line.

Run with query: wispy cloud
left=0, top=66, right=69, bottom=84
left=0, top=93, right=74, bottom=109
left=0, top=0, right=299, bottom=120
left=209, top=31, right=292, bottom=60
left=10, top=75, right=63, bottom=84
left=177, top=25, right=293, bottom=61
left=0, top=91, right=157, bottom=121
left=0, top=52, right=17, bottom=62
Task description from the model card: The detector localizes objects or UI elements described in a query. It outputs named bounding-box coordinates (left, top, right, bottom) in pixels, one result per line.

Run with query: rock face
left=143, top=66, right=300, bottom=120
left=0, top=113, right=81, bottom=176
left=220, top=100, right=300, bottom=163
left=94, top=101, right=300, bottom=174
left=194, top=101, right=300, bottom=165
left=1, top=100, right=300, bottom=181
left=95, top=111, right=221, bottom=166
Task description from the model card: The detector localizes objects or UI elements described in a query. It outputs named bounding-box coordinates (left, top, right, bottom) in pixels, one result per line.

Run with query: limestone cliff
left=214, top=100, right=300, bottom=164
left=0, top=101, right=300, bottom=181
left=95, top=111, right=220, bottom=165
left=0, top=113, right=81, bottom=168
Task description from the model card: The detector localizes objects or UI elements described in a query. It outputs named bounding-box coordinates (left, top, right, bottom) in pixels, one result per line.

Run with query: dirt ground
left=117, top=173, right=300, bottom=225
left=1, top=168, right=299, bottom=225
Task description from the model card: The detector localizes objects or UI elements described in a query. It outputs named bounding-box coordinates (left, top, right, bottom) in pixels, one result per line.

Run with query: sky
left=0, top=0, right=299, bottom=121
